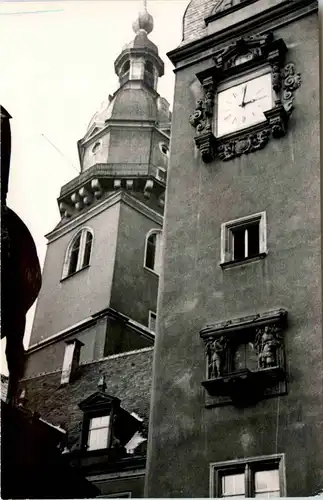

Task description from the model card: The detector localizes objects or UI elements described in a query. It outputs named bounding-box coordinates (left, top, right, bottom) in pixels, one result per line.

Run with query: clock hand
left=240, top=85, right=248, bottom=107
left=243, top=96, right=267, bottom=106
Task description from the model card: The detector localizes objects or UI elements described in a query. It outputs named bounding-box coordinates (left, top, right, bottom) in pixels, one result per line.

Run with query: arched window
left=121, top=60, right=130, bottom=76
left=144, top=229, right=163, bottom=274
left=144, top=61, right=154, bottom=75
left=63, top=228, right=93, bottom=278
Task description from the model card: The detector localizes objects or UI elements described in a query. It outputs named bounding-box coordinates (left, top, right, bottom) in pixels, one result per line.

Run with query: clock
left=189, top=33, right=300, bottom=162
left=217, top=72, right=273, bottom=137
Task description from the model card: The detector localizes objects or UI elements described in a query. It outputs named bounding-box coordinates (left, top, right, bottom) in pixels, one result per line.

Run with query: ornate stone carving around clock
left=189, top=32, right=302, bottom=162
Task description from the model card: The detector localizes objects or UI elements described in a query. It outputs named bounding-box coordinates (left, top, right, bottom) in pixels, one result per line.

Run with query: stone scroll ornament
left=189, top=77, right=216, bottom=163
left=281, top=63, right=302, bottom=115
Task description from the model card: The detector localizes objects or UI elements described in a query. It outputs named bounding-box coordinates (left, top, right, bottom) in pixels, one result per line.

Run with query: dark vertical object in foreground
left=0, top=105, right=42, bottom=404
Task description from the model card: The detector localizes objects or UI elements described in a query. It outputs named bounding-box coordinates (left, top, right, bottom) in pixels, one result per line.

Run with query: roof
left=21, top=348, right=153, bottom=452
left=181, top=0, right=220, bottom=46
left=86, top=82, right=158, bottom=132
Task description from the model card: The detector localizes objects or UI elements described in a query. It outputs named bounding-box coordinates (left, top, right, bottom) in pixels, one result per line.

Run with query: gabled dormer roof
left=78, top=391, right=121, bottom=412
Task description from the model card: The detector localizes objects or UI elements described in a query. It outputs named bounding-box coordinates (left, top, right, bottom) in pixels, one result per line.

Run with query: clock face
left=217, top=73, right=273, bottom=137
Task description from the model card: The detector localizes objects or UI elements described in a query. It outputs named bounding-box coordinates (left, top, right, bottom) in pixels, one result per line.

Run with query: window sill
left=220, top=252, right=267, bottom=269
left=143, top=266, right=159, bottom=277
left=60, top=264, right=90, bottom=282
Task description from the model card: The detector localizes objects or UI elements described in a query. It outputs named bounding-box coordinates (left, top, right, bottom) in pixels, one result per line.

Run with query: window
left=144, top=230, right=163, bottom=274
left=79, top=391, right=143, bottom=455
left=148, top=311, right=157, bottom=332
left=210, top=455, right=285, bottom=498
left=121, top=61, right=130, bottom=76
left=87, top=415, right=111, bottom=451
left=221, top=212, right=266, bottom=266
left=145, top=61, right=154, bottom=75
left=92, top=141, right=101, bottom=154
left=159, top=142, right=169, bottom=157
left=156, top=167, right=167, bottom=182
left=62, top=228, right=93, bottom=278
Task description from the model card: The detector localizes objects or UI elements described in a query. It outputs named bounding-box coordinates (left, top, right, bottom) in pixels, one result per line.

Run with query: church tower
left=146, top=0, right=322, bottom=497
left=21, top=5, right=170, bottom=497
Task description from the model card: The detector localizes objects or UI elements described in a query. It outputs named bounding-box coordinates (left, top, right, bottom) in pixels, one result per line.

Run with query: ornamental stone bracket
left=189, top=76, right=216, bottom=163
left=189, top=30, right=302, bottom=163
left=281, top=62, right=302, bottom=115
left=58, top=175, right=165, bottom=220
left=200, top=309, right=288, bottom=407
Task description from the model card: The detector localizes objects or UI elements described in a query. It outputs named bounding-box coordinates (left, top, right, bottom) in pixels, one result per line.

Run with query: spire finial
left=132, top=1, right=154, bottom=35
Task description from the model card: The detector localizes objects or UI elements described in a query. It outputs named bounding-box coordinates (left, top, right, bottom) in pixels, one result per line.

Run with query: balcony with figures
left=200, top=309, right=288, bottom=407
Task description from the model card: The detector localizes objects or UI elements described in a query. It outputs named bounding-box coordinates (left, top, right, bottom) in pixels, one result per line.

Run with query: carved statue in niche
left=206, top=336, right=228, bottom=378
left=255, top=326, right=281, bottom=369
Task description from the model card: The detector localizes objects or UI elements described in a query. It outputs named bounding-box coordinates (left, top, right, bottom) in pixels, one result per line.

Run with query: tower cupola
left=114, top=2, right=164, bottom=91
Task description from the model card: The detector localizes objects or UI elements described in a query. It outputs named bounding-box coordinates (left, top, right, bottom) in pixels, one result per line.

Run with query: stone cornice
left=167, top=0, right=317, bottom=69
left=200, top=309, right=287, bottom=339
left=46, top=191, right=163, bottom=242
left=26, top=306, right=155, bottom=355
left=60, top=163, right=153, bottom=198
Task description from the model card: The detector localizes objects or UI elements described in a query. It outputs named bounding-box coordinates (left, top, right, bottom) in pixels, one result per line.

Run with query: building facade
left=146, top=0, right=322, bottom=497
left=20, top=6, right=170, bottom=497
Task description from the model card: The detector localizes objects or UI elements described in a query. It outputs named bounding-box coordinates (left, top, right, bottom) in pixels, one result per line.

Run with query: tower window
left=159, top=142, right=169, bottom=157
left=210, top=454, right=285, bottom=498
left=221, top=212, right=266, bottom=267
left=87, top=415, right=111, bottom=451
left=121, top=60, right=130, bottom=76
left=92, top=141, right=101, bottom=154
left=62, top=228, right=93, bottom=279
left=148, top=311, right=157, bottom=332
left=144, top=230, right=163, bottom=275
left=156, top=167, right=167, bottom=182
left=144, top=61, right=154, bottom=75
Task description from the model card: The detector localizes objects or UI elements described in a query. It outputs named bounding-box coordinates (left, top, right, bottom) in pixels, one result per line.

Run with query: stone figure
left=206, top=336, right=228, bottom=378
left=256, top=326, right=281, bottom=369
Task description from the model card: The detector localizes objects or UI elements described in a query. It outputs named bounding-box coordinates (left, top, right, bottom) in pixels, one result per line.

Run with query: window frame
left=156, top=166, right=167, bottom=182
left=148, top=311, right=157, bottom=332
left=159, top=142, right=169, bottom=157
left=221, top=211, right=267, bottom=267
left=82, top=409, right=114, bottom=453
left=144, top=229, right=163, bottom=275
left=210, top=454, right=286, bottom=498
left=62, top=227, right=94, bottom=280
left=87, top=414, right=112, bottom=452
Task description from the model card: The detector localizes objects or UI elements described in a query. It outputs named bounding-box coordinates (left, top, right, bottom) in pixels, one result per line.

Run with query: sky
left=0, top=0, right=187, bottom=375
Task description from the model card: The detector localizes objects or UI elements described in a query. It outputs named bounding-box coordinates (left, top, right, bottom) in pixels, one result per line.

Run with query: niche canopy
left=189, top=32, right=301, bottom=162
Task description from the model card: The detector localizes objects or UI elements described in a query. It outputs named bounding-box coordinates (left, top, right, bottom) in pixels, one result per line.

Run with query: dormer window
left=88, top=415, right=111, bottom=451
left=62, top=228, right=93, bottom=279
left=79, top=390, right=142, bottom=454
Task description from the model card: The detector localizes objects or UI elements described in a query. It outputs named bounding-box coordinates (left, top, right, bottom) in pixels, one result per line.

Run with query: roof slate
left=21, top=348, right=153, bottom=451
